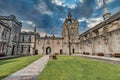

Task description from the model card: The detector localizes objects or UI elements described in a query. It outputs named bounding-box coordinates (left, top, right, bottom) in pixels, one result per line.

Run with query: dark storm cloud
left=0, top=0, right=119, bottom=35
left=72, top=0, right=96, bottom=18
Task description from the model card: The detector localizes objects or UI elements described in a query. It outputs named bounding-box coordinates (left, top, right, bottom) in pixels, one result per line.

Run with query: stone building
left=35, top=11, right=80, bottom=55
left=79, top=0, right=120, bottom=56
left=0, top=15, right=22, bottom=56
left=18, top=31, right=36, bottom=55
left=62, top=11, right=80, bottom=55
left=36, top=35, right=63, bottom=55
left=0, top=20, right=10, bottom=56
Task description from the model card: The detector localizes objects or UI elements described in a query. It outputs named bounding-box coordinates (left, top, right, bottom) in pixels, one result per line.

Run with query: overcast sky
left=0, top=0, right=120, bottom=36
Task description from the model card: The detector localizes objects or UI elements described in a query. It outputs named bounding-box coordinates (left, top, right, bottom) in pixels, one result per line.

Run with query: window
left=2, top=44, right=5, bottom=52
left=2, top=28, right=8, bottom=38
left=0, top=44, right=5, bottom=53
left=0, top=43, right=2, bottom=52
left=22, top=36, right=24, bottom=42
left=20, top=45, right=23, bottom=53
left=47, top=40, right=50, bottom=44
left=38, top=40, right=40, bottom=45
left=29, top=35, right=31, bottom=42
left=28, top=45, right=31, bottom=53
left=13, top=33, right=17, bottom=41
left=57, top=41, right=60, bottom=45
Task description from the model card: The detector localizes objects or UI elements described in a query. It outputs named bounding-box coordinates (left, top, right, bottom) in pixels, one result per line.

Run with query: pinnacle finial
left=103, top=0, right=106, bottom=8
left=68, top=9, right=72, bottom=18
left=103, top=0, right=111, bottom=20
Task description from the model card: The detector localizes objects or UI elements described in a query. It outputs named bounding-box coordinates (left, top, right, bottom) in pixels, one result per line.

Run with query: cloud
left=52, top=0, right=63, bottom=6
left=86, top=17, right=103, bottom=28
left=95, top=0, right=114, bottom=10
left=35, top=0, right=53, bottom=15
left=79, top=17, right=103, bottom=28
left=51, top=0, right=80, bottom=9
left=0, top=0, right=119, bottom=36
left=21, top=21, right=36, bottom=27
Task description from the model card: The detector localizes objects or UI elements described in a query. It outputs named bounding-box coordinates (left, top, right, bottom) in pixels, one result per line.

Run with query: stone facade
left=36, top=35, right=63, bottom=55
left=35, top=11, right=80, bottom=55
left=18, top=31, right=36, bottom=55
left=0, top=20, right=10, bottom=56
left=79, top=1, right=120, bottom=56
left=0, top=15, right=22, bottom=56
left=62, top=11, right=80, bottom=55
left=79, top=12, right=120, bottom=56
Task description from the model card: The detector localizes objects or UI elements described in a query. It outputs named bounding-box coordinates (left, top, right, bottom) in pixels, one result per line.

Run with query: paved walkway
left=3, top=55, right=49, bottom=80
left=73, top=54, right=120, bottom=64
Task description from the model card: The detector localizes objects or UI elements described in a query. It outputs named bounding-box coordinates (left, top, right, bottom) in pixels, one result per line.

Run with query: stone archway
left=46, top=47, right=51, bottom=55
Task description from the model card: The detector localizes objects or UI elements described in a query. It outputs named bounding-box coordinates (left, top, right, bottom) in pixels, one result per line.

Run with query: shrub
left=97, top=53, right=104, bottom=56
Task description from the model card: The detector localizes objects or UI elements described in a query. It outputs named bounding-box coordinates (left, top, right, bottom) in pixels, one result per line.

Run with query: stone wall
left=36, top=38, right=63, bottom=55
left=79, top=19, right=120, bottom=56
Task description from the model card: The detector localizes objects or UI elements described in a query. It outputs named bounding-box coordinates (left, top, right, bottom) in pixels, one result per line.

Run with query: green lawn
left=0, top=55, right=42, bottom=79
left=39, top=56, right=120, bottom=80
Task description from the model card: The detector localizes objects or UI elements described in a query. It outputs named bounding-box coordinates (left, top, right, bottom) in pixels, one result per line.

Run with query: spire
left=103, top=0, right=111, bottom=20
left=67, top=9, right=72, bottom=22
left=68, top=10, right=72, bottom=18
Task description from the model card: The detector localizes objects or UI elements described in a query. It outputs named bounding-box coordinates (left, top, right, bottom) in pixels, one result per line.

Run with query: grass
left=0, top=55, right=42, bottom=79
left=39, top=56, right=120, bottom=80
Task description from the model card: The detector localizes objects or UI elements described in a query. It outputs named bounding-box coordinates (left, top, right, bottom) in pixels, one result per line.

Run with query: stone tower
left=62, top=11, right=79, bottom=55
left=103, top=0, right=111, bottom=20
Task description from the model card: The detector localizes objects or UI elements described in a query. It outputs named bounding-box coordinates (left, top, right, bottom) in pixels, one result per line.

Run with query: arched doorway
left=46, top=47, right=51, bottom=55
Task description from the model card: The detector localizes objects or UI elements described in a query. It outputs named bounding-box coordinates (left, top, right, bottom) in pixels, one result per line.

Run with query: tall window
left=22, top=36, right=24, bottom=42
left=0, top=43, right=5, bottom=53
left=28, top=45, right=31, bottom=53
left=13, top=33, right=17, bottom=41
left=57, top=41, right=60, bottom=45
left=0, top=43, right=2, bottom=52
left=20, top=45, right=23, bottom=53
left=2, top=28, right=8, bottom=38
left=47, top=40, right=50, bottom=44
left=29, top=35, right=31, bottom=42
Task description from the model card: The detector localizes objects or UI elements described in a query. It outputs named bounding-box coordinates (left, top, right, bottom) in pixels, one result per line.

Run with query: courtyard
left=0, top=55, right=120, bottom=80
left=39, top=56, right=120, bottom=80
left=0, top=55, right=42, bottom=79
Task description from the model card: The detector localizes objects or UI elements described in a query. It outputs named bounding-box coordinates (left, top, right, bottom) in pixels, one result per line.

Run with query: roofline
left=80, top=11, right=120, bottom=36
